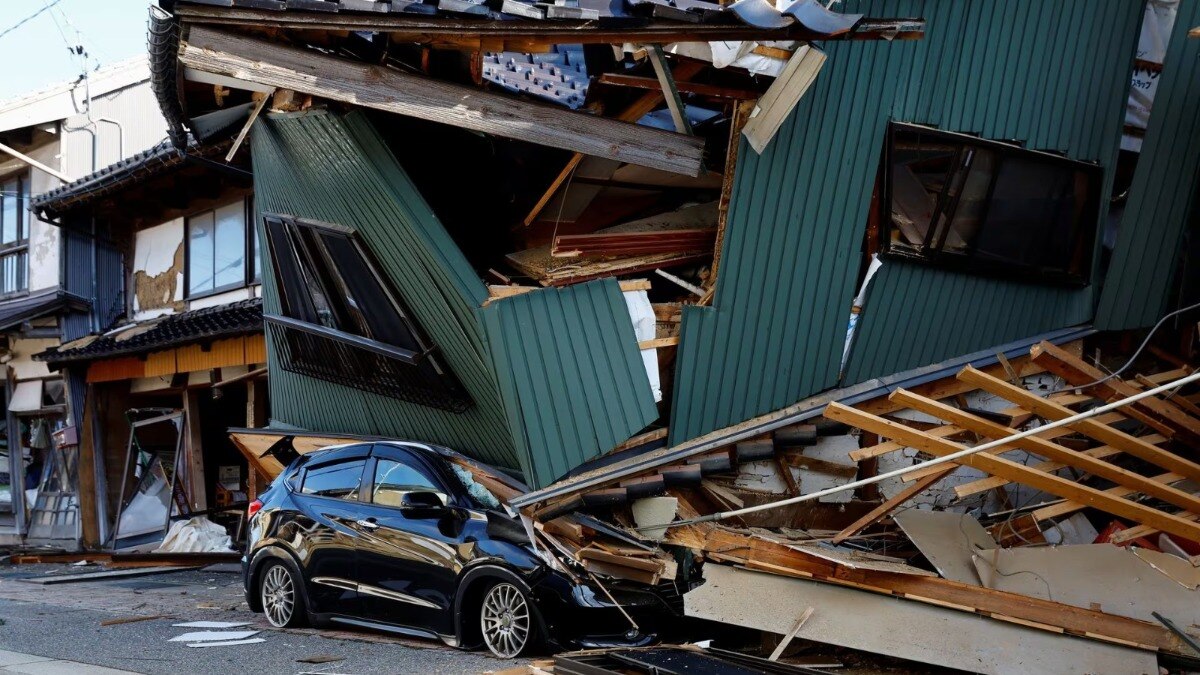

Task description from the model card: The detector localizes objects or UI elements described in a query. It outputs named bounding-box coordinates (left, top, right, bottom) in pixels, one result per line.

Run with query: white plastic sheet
left=156, top=516, right=235, bottom=554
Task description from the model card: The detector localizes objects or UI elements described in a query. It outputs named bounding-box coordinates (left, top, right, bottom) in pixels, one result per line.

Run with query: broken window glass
left=881, top=123, right=1101, bottom=285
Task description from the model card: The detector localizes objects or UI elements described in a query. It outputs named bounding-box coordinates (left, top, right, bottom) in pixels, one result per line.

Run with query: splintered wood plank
left=1031, top=341, right=1200, bottom=440
left=890, top=390, right=1200, bottom=513
left=182, top=27, right=705, bottom=176
left=958, top=366, right=1200, bottom=482
left=823, top=402, right=1200, bottom=542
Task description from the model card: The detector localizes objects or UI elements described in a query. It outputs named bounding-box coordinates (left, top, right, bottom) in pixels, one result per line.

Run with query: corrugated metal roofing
left=253, top=108, right=519, bottom=469
left=1095, top=0, right=1200, bottom=331
left=252, top=109, right=655, bottom=483
left=482, top=279, right=657, bottom=488
left=669, top=0, right=1141, bottom=444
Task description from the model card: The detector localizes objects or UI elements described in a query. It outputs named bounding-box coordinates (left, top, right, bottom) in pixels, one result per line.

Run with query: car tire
left=258, top=559, right=308, bottom=628
left=479, top=581, right=538, bottom=658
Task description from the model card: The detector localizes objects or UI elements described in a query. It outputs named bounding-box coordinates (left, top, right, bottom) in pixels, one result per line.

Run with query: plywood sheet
left=972, top=544, right=1200, bottom=626
left=687, top=564, right=1157, bottom=675
left=894, top=509, right=997, bottom=584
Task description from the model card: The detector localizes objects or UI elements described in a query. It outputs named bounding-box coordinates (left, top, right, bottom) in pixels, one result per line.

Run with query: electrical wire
left=1054, top=300, right=1200, bottom=393
left=0, top=0, right=64, bottom=41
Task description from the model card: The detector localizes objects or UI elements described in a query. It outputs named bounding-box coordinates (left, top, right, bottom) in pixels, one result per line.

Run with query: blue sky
left=0, top=0, right=153, bottom=102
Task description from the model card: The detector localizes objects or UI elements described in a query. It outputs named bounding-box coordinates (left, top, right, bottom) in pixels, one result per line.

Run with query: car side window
left=300, top=460, right=366, bottom=501
left=372, top=458, right=446, bottom=507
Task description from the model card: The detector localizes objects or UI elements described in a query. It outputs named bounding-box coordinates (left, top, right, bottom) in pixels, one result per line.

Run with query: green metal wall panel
left=1096, top=0, right=1200, bottom=330
left=252, top=109, right=518, bottom=468
left=481, top=279, right=658, bottom=488
left=669, top=0, right=1141, bottom=444
left=253, top=109, right=655, bottom=486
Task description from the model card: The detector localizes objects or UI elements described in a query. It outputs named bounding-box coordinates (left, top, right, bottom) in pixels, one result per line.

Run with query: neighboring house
left=32, top=106, right=262, bottom=550
left=0, top=58, right=167, bottom=546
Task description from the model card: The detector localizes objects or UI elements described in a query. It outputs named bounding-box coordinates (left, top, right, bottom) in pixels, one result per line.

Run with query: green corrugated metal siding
left=1096, top=0, right=1200, bottom=330
left=669, top=0, right=1141, bottom=444
left=481, top=279, right=657, bottom=488
left=253, top=109, right=518, bottom=468
left=253, top=109, right=655, bottom=486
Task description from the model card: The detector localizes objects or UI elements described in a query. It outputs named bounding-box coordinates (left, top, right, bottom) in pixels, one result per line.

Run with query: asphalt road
left=0, top=565, right=522, bottom=675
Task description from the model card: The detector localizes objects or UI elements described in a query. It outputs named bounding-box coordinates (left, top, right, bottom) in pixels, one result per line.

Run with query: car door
left=354, top=444, right=475, bottom=636
left=288, top=445, right=372, bottom=617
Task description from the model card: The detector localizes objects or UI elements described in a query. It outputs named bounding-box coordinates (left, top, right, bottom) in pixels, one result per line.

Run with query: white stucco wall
left=26, top=141, right=60, bottom=292
left=131, top=218, right=184, bottom=321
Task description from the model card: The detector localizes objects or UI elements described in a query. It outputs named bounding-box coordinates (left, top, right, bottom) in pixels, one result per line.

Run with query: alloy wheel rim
left=261, top=565, right=295, bottom=627
left=481, top=583, right=530, bottom=658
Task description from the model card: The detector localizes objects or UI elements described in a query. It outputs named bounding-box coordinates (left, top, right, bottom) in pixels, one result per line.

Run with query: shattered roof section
left=37, top=298, right=263, bottom=365
left=170, top=0, right=879, bottom=34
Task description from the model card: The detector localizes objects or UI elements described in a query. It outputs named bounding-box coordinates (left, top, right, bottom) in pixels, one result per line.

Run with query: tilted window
left=0, top=173, right=29, bottom=297
left=262, top=214, right=471, bottom=413
left=881, top=123, right=1101, bottom=285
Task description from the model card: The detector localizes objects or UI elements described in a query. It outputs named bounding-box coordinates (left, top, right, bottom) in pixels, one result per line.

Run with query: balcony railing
left=265, top=314, right=472, bottom=413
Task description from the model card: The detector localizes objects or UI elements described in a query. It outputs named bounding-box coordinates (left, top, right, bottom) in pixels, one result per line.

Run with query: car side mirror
left=400, top=491, right=447, bottom=518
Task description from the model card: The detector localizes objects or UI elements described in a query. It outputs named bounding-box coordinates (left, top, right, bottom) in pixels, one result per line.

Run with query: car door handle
left=355, top=518, right=379, bottom=530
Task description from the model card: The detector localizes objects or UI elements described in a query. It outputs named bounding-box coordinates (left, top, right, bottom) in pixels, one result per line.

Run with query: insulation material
left=840, top=254, right=883, bottom=373
left=661, top=41, right=791, bottom=78
left=156, top=516, right=235, bottom=553
left=624, top=289, right=662, bottom=402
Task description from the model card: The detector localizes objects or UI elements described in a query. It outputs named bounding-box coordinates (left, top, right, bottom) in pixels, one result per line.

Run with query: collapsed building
left=29, top=0, right=1200, bottom=671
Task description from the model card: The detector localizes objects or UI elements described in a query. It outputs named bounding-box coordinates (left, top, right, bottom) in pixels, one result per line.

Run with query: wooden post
left=245, top=378, right=268, bottom=500
left=77, top=384, right=101, bottom=550
left=183, top=390, right=208, bottom=512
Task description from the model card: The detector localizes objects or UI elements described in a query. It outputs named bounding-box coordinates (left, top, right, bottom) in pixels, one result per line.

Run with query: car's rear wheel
left=259, top=560, right=306, bottom=628
left=480, top=582, right=535, bottom=658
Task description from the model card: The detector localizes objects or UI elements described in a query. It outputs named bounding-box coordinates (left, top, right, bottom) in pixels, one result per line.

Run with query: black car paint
left=243, top=441, right=676, bottom=651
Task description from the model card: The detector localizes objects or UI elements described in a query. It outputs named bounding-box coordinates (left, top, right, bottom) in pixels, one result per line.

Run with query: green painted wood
left=481, top=280, right=657, bottom=488
left=669, top=0, right=1141, bottom=444
left=1096, top=0, right=1200, bottom=330
left=252, top=109, right=654, bottom=485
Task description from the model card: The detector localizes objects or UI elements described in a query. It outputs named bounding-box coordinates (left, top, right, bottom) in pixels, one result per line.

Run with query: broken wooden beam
left=596, top=73, right=761, bottom=100
left=890, top=390, right=1200, bottom=514
left=181, top=27, right=706, bottom=176
left=552, top=229, right=717, bottom=259
left=823, top=401, right=1200, bottom=542
left=958, top=366, right=1200, bottom=482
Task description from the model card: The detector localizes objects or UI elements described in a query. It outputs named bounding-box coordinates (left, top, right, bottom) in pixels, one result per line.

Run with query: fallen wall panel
left=687, top=564, right=1158, bottom=675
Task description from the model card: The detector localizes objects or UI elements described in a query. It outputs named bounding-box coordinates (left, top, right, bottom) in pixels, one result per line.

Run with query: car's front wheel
left=480, top=582, right=536, bottom=658
left=259, top=560, right=307, bottom=628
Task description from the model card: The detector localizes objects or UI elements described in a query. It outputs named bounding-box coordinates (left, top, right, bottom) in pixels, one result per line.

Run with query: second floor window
left=881, top=123, right=1101, bottom=285
left=186, top=197, right=258, bottom=297
left=0, top=173, right=29, bottom=297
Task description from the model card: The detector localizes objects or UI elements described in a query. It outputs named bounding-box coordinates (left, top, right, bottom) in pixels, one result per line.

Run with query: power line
left=0, top=0, right=65, bottom=41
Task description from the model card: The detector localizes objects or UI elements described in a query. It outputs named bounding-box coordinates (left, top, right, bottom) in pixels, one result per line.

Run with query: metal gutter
left=509, top=325, right=1095, bottom=507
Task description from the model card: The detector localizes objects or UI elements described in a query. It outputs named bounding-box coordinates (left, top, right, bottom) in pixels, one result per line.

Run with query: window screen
left=300, top=460, right=365, bottom=500
left=371, top=458, right=444, bottom=507
left=881, top=123, right=1101, bottom=285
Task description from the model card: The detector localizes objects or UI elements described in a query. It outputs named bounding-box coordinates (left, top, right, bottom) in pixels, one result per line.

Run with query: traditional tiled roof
left=36, top=298, right=263, bottom=364
left=166, top=0, right=873, bottom=33
left=0, top=290, right=90, bottom=333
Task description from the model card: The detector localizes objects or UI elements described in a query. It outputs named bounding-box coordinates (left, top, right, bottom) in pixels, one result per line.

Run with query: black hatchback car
left=244, top=440, right=681, bottom=657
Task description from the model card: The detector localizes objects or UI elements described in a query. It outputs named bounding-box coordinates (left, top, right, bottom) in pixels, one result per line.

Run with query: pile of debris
left=514, top=340, right=1200, bottom=674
